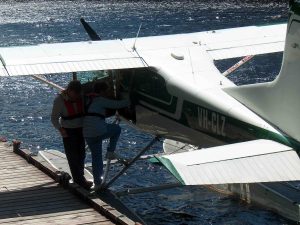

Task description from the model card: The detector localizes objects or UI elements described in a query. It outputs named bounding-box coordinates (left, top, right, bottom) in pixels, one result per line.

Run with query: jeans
left=62, top=128, right=86, bottom=184
left=85, top=124, right=121, bottom=185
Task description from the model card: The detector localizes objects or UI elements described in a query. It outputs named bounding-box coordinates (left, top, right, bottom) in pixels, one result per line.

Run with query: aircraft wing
left=156, top=140, right=300, bottom=185
left=0, top=40, right=147, bottom=76
left=122, top=23, right=286, bottom=60
left=0, top=23, right=286, bottom=77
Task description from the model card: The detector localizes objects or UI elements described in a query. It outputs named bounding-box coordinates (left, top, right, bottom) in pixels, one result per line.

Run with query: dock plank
left=0, top=202, right=86, bottom=217
left=0, top=142, right=120, bottom=225
left=0, top=171, right=49, bottom=180
left=0, top=174, right=50, bottom=183
left=1, top=180, right=57, bottom=191
left=0, top=208, right=95, bottom=223
left=5, top=213, right=110, bottom=225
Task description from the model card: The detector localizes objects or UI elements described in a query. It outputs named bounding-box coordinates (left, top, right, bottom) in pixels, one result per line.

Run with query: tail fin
left=225, top=1, right=300, bottom=142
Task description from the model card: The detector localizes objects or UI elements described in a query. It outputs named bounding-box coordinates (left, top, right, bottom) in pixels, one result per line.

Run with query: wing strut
left=222, top=55, right=254, bottom=77
left=102, top=136, right=160, bottom=189
left=31, top=75, right=64, bottom=91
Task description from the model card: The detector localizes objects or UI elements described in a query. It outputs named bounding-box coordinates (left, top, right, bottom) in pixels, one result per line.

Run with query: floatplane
left=1, top=0, right=300, bottom=223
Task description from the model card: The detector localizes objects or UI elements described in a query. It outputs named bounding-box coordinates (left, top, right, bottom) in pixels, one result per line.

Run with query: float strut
left=103, top=136, right=160, bottom=189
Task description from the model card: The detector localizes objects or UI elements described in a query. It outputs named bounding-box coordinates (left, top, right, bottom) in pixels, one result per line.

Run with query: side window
left=77, top=71, right=109, bottom=84
left=135, top=69, right=172, bottom=103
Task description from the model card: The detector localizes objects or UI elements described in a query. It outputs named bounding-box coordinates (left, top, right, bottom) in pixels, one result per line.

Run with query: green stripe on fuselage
left=137, top=94, right=300, bottom=151
left=136, top=92, right=178, bottom=114
left=181, top=101, right=299, bottom=149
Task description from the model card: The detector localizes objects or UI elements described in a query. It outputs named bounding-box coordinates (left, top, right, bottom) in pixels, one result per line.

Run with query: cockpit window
left=134, top=68, right=172, bottom=103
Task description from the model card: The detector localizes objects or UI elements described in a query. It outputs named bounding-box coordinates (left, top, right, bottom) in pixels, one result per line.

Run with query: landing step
left=38, top=150, right=93, bottom=181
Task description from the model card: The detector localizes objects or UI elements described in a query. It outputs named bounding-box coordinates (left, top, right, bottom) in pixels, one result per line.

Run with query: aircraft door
left=115, top=69, right=137, bottom=123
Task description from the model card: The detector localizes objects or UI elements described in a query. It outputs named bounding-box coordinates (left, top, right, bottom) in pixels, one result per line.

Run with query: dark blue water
left=0, top=1, right=291, bottom=224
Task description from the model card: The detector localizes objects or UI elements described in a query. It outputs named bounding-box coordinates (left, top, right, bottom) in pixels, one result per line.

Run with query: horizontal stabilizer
left=206, top=23, right=286, bottom=60
left=157, top=140, right=300, bottom=185
left=208, top=40, right=284, bottom=60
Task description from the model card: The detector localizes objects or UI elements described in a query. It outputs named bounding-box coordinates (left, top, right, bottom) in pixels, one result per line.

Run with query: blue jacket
left=83, top=96, right=129, bottom=137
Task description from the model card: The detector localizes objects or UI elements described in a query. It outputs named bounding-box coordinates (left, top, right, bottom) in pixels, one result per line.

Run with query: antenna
left=188, top=48, right=194, bottom=75
left=132, top=23, right=142, bottom=51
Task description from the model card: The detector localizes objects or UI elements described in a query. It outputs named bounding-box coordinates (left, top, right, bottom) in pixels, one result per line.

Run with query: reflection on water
left=0, top=1, right=291, bottom=224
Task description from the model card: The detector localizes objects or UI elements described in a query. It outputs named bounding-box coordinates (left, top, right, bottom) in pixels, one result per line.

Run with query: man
left=83, top=81, right=129, bottom=191
left=51, top=80, right=92, bottom=190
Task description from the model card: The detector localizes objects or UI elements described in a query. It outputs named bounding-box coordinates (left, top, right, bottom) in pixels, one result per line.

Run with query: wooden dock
left=0, top=141, right=137, bottom=225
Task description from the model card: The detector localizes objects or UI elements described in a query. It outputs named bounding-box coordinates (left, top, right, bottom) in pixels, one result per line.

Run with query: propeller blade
left=80, top=18, right=101, bottom=41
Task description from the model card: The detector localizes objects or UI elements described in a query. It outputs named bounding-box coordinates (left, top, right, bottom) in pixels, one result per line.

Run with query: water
left=0, top=0, right=291, bottom=224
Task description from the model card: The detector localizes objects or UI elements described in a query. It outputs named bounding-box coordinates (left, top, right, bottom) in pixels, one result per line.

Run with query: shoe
left=106, top=152, right=129, bottom=165
left=106, top=152, right=126, bottom=160
left=77, top=180, right=93, bottom=191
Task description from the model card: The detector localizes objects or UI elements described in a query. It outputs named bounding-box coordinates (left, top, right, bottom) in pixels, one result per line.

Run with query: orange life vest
left=61, top=98, right=84, bottom=120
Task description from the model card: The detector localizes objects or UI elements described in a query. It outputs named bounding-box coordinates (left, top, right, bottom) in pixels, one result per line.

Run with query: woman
left=83, top=81, right=129, bottom=191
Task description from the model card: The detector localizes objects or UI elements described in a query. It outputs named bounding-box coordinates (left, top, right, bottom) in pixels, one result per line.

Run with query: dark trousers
left=62, top=128, right=86, bottom=184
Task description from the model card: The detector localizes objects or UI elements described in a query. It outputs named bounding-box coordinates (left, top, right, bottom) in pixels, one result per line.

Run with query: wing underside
left=157, top=140, right=300, bottom=185
left=0, top=40, right=147, bottom=76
